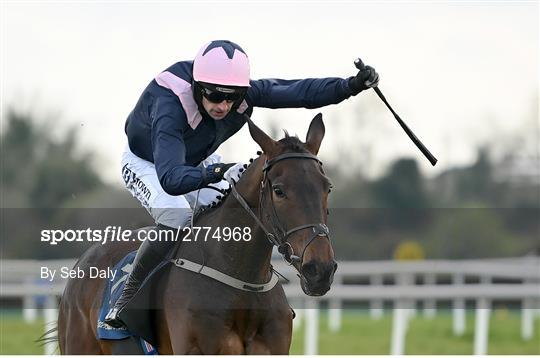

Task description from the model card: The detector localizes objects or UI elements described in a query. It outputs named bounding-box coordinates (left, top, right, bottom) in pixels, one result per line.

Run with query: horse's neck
left=195, top=157, right=273, bottom=283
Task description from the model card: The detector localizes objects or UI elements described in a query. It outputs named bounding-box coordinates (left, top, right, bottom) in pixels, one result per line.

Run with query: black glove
left=348, top=65, right=379, bottom=95
left=203, top=163, right=236, bottom=184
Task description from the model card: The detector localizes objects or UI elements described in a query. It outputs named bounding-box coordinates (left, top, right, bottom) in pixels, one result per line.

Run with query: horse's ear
left=305, top=113, right=325, bottom=155
left=246, top=116, right=277, bottom=155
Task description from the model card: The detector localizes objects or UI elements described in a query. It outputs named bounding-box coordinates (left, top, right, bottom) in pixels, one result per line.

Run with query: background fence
left=1, top=256, right=539, bottom=355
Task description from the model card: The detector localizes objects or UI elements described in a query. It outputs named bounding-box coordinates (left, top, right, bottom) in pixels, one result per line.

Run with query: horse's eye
left=272, top=185, right=286, bottom=198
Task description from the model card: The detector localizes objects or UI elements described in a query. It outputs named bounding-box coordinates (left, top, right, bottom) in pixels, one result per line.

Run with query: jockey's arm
left=151, top=97, right=212, bottom=196
left=246, top=77, right=356, bottom=109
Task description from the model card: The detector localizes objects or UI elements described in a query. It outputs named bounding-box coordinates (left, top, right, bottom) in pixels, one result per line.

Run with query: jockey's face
left=202, top=97, right=234, bottom=120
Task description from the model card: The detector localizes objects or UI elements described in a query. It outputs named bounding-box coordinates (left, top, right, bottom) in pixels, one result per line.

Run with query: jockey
left=105, top=40, right=378, bottom=328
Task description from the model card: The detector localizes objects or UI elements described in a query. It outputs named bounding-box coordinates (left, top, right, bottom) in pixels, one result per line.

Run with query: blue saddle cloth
left=97, top=250, right=158, bottom=355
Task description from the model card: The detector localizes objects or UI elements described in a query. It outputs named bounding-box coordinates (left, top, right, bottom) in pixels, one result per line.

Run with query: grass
left=289, top=310, right=539, bottom=355
left=0, top=311, right=50, bottom=355
left=1, top=309, right=538, bottom=354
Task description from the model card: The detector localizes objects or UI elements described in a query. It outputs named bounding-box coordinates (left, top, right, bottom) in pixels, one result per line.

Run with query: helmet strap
left=192, top=81, right=210, bottom=117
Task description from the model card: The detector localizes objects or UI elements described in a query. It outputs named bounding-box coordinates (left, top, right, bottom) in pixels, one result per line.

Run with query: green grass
left=1, top=309, right=538, bottom=354
left=0, top=311, right=50, bottom=355
left=289, top=310, right=540, bottom=355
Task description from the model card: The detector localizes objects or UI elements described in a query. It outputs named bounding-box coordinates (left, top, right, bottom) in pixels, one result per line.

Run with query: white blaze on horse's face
left=248, top=113, right=338, bottom=296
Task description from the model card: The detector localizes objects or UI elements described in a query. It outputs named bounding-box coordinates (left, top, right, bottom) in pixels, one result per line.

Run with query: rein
left=230, top=152, right=331, bottom=266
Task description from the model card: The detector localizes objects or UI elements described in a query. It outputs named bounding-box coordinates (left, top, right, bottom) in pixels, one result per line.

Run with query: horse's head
left=247, top=113, right=337, bottom=296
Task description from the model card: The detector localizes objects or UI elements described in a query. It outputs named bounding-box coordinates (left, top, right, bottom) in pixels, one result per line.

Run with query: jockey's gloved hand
left=223, top=163, right=246, bottom=185
left=348, top=65, right=379, bottom=95
left=204, top=163, right=237, bottom=184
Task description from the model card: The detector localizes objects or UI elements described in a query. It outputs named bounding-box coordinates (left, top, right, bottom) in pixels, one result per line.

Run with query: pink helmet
left=193, top=40, right=250, bottom=87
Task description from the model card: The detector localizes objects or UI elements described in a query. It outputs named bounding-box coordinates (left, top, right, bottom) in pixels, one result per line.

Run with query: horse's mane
left=278, top=131, right=309, bottom=154
left=193, top=131, right=308, bottom=218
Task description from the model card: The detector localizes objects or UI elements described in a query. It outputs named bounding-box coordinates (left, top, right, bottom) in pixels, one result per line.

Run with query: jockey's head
left=192, top=40, right=250, bottom=120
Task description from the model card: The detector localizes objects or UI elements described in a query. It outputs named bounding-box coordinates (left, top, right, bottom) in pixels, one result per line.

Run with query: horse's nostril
left=333, top=261, right=338, bottom=273
left=302, top=262, right=318, bottom=279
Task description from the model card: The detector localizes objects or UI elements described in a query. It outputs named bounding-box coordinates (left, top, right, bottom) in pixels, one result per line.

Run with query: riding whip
left=354, top=58, right=438, bottom=166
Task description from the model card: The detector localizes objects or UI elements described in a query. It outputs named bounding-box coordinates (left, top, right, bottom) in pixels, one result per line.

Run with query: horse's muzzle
left=300, top=260, right=338, bottom=296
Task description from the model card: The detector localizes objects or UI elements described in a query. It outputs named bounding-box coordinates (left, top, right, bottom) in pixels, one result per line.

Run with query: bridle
left=230, top=152, right=331, bottom=267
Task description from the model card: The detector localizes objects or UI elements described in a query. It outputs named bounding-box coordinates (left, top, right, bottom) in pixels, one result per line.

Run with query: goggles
left=198, top=83, right=246, bottom=104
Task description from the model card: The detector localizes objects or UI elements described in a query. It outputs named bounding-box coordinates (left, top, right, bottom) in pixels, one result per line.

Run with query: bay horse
left=57, top=114, right=337, bottom=354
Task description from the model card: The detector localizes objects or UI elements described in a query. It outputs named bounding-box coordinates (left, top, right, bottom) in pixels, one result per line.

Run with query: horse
left=57, top=113, right=337, bottom=354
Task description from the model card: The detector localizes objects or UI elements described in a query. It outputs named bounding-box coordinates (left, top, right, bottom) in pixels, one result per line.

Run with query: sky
left=2, top=0, right=538, bottom=186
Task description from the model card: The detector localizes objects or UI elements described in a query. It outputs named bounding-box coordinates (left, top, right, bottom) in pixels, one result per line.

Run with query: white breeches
left=121, top=145, right=229, bottom=228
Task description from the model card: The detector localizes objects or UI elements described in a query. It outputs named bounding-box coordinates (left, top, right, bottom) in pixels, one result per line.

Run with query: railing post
left=521, top=302, right=533, bottom=341
left=328, top=274, right=342, bottom=332
left=304, top=298, right=319, bottom=355
left=474, top=298, right=490, bottom=355
left=521, top=278, right=534, bottom=341
left=390, top=272, right=413, bottom=355
left=22, top=277, right=38, bottom=323
left=370, top=274, right=384, bottom=320
left=292, top=299, right=303, bottom=333
left=44, top=295, right=58, bottom=355
left=397, top=272, right=414, bottom=327
left=473, top=276, right=491, bottom=355
left=452, top=273, right=466, bottom=336
left=23, top=295, right=38, bottom=323
left=423, top=273, right=436, bottom=319
left=391, top=303, right=407, bottom=355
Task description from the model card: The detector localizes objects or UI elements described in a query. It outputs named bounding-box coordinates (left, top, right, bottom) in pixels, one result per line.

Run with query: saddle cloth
left=97, top=250, right=158, bottom=355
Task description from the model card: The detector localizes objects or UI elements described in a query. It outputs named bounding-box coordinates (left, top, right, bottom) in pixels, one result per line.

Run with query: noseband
left=230, top=152, right=331, bottom=266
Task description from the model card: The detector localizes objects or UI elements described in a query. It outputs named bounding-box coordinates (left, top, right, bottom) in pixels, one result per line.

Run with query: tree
left=370, top=158, right=428, bottom=208
left=1, top=109, right=102, bottom=209
left=1, top=109, right=106, bottom=258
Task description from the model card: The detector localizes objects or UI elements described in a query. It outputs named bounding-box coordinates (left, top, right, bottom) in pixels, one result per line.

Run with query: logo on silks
left=214, top=86, right=236, bottom=93
left=122, top=165, right=136, bottom=185
left=133, top=178, right=151, bottom=201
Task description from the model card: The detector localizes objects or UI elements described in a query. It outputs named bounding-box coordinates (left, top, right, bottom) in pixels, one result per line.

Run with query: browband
left=263, top=153, right=321, bottom=172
